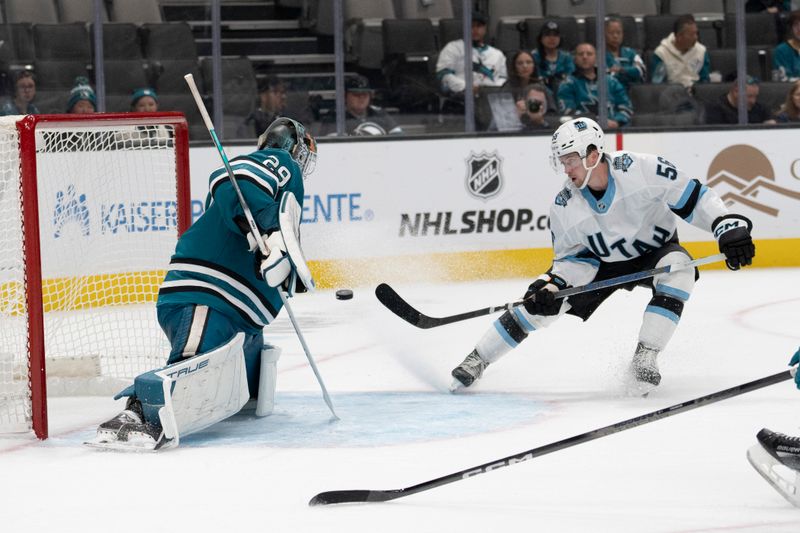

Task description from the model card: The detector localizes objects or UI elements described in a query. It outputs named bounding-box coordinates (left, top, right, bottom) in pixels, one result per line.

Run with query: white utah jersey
left=548, top=150, right=728, bottom=286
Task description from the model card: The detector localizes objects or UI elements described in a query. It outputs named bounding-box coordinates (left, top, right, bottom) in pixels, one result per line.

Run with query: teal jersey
left=772, top=41, right=800, bottom=81
left=532, top=49, right=575, bottom=89
left=606, top=47, right=645, bottom=89
left=557, top=71, right=634, bottom=125
left=157, top=148, right=304, bottom=334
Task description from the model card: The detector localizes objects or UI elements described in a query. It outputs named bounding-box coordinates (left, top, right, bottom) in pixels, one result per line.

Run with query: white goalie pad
left=156, top=333, right=250, bottom=447
left=279, top=192, right=315, bottom=292
left=256, top=344, right=281, bottom=417
left=747, top=443, right=800, bottom=507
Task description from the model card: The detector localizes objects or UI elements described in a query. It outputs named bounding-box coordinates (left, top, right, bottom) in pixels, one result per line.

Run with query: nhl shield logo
left=466, top=151, right=503, bottom=200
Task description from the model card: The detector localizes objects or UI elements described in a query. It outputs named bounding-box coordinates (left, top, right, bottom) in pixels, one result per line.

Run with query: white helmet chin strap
left=576, top=152, right=602, bottom=190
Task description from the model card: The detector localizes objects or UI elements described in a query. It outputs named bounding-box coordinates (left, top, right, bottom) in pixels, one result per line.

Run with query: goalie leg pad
left=155, top=332, right=250, bottom=444
left=256, top=344, right=281, bottom=417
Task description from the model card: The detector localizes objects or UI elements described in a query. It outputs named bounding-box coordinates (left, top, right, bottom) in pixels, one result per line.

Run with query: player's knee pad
left=652, top=251, right=695, bottom=304
left=256, top=344, right=281, bottom=417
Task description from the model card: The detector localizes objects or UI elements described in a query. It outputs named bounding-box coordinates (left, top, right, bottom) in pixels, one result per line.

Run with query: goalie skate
left=747, top=430, right=800, bottom=508
left=450, top=350, right=488, bottom=392
left=90, top=397, right=144, bottom=444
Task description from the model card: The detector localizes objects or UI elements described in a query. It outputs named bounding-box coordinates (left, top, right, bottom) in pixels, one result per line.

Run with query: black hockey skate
left=95, top=397, right=144, bottom=443
left=627, top=343, right=661, bottom=396
left=747, top=428, right=800, bottom=507
left=757, top=428, right=800, bottom=470
left=451, top=350, right=488, bottom=391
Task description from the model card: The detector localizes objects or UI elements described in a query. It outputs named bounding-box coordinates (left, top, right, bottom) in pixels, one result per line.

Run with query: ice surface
left=2, top=268, right=800, bottom=532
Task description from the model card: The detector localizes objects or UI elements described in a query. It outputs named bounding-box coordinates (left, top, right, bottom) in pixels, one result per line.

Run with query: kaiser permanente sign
left=188, top=128, right=800, bottom=288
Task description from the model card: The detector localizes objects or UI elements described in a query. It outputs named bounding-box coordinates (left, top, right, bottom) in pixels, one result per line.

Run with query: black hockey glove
left=522, top=274, right=568, bottom=316
left=712, top=214, right=755, bottom=271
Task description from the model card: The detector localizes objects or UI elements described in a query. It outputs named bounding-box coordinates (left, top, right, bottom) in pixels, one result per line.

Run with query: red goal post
left=0, top=112, right=191, bottom=440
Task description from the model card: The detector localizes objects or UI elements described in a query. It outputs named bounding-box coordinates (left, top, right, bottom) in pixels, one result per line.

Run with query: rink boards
left=188, top=127, right=800, bottom=288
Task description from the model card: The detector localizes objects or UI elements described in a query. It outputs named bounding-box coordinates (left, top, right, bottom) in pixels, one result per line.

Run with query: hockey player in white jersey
left=451, top=117, right=755, bottom=394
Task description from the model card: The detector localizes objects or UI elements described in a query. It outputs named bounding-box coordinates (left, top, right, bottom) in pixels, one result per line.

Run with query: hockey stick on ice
left=376, top=253, right=726, bottom=329
left=184, top=74, right=339, bottom=421
left=309, top=368, right=794, bottom=505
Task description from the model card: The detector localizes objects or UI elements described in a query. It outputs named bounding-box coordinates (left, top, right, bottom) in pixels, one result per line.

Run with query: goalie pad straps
left=279, top=192, right=315, bottom=292
left=156, top=332, right=250, bottom=445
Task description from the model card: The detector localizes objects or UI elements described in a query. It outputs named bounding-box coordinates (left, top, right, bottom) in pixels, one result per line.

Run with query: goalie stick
left=376, top=253, right=726, bottom=329
left=309, top=368, right=794, bottom=506
left=184, top=74, right=338, bottom=421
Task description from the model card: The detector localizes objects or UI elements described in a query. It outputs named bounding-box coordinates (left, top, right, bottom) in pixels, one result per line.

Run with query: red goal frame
left=14, top=112, right=191, bottom=439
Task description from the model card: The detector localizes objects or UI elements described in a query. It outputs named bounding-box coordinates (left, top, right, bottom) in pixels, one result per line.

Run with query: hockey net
left=0, top=113, right=190, bottom=439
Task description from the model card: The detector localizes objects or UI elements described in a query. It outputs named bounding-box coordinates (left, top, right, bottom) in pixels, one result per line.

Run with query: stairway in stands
left=161, top=1, right=336, bottom=92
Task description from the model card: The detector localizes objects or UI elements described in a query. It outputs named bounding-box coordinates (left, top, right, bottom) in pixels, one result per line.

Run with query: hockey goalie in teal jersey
left=88, top=117, right=318, bottom=451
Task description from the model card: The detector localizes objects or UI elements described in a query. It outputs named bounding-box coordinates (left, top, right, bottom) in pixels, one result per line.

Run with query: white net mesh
left=0, top=116, right=185, bottom=434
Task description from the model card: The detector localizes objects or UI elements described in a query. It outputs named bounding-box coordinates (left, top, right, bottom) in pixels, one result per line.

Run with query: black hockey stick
left=375, top=253, right=725, bottom=329
left=309, top=369, right=793, bottom=506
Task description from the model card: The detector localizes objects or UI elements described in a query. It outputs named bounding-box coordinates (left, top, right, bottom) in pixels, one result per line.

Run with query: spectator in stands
left=1, top=71, right=39, bottom=115
left=507, top=50, right=542, bottom=95
left=240, top=77, right=287, bottom=137
left=532, top=20, right=575, bottom=93
left=436, top=10, right=507, bottom=96
left=651, top=14, right=710, bottom=89
left=772, top=10, right=800, bottom=82
left=774, top=79, right=800, bottom=122
left=122, top=87, right=171, bottom=144
left=605, top=17, right=646, bottom=90
left=67, top=77, right=97, bottom=114
left=557, top=43, right=633, bottom=128
left=320, top=75, right=402, bottom=136
left=516, top=83, right=551, bottom=130
left=704, top=76, right=776, bottom=124
left=746, top=0, right=790, bottom=13
left=507, top=50, right=557, bottom=112
left=130, top=87, right=158, bottom=112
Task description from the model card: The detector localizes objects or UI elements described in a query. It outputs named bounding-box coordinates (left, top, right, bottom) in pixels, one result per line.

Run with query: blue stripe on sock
left=494, top=319, right=519, bottom=348
left=513, top=307, right=537, bottom=332
left=655, top=284, right=690, bottom=302
left=645, top=305, right=680, bottom=324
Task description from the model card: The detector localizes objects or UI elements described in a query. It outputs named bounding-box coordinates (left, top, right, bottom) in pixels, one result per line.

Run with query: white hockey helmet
left=549, top=117, right=605, bottom=173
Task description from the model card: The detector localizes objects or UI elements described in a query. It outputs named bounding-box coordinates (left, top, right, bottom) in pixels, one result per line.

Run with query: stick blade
left=375, top=283, right=429, bottom=328
left=308, top=489, right=401, bottom=506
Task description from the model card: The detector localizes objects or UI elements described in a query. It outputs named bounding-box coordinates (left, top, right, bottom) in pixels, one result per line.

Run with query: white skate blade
left=622, top=374, right=658, bottom=398
left=84, top=433, right=175, bottom=453
left=449, top=378, right=466, bottom=393
left=747, top=443, right=800, bottom=507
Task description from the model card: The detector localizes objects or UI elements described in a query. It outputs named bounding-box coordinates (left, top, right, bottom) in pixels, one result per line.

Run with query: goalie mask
left=550, top=117, right=605, bottom=190
left=257, top=117, right=318, bottom=177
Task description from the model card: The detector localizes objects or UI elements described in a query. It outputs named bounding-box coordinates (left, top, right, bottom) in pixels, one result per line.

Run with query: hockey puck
left=335, top=289, right=353, bottom=300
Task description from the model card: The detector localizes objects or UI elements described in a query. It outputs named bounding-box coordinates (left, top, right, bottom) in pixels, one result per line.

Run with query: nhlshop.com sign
left=399, top=209, right=549, bottom=237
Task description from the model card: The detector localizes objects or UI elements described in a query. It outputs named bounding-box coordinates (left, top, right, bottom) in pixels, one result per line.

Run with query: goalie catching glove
left=522, top=274, right=568, bottom=316
left=712, top=214, right=755, bottom=271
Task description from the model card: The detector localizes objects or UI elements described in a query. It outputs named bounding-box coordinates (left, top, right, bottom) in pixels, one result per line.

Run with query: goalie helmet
left=257, top=117, right=318, bottom=177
